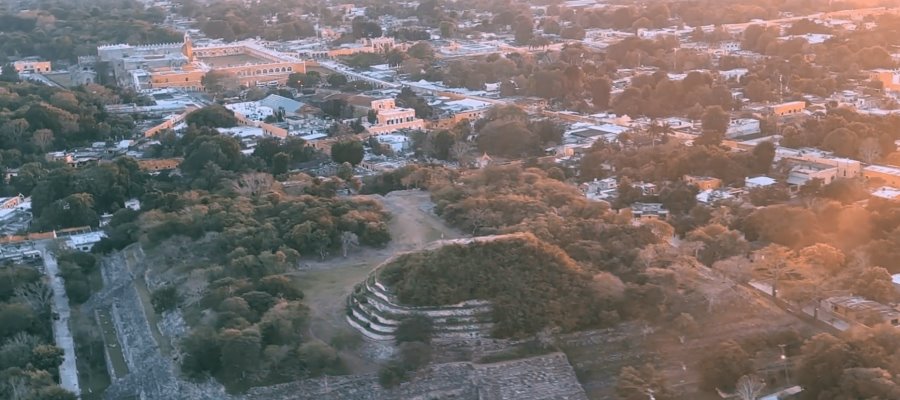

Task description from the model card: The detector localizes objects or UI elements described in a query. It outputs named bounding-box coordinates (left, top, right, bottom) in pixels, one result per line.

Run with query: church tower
left=182, top=33, right=194, bottom=62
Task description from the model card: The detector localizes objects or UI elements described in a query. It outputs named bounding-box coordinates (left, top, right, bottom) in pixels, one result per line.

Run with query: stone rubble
left=242, top=352, right=588, bottom=400
left=87, top=240, right=591, bottom=400
left=89, top=249, right=234, bottom=400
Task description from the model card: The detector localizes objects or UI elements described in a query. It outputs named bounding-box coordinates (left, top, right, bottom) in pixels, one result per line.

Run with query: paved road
left=748, top=280, right=849, bottom=332
left=41, top=249, right=81, bottom=397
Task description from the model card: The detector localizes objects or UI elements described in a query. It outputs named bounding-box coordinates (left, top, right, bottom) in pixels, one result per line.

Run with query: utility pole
left=673, top=47, right=678, bottom=72
left=779, top=344, right=790, bottom=385
left=779, top=74, right=784, bottom=102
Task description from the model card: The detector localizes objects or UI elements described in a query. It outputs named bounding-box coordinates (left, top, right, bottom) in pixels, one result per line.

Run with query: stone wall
left=242, top=352, right=587, bottom=400
left=346, top=248, right=496, bottom=342
left=90, top=249, right=233, bottom=400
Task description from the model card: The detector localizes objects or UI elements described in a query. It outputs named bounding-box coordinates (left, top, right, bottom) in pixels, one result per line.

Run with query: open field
left=96, top=308, right=129, bottom=379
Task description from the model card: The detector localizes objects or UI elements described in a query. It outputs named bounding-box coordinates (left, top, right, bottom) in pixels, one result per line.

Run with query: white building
left=375, top=134, right=410, bottom=153
left=64, top=231, right=106, bottom=252
left=581, top=178, right=618, bottom=201
left=873, top=186, right=900, bottom=201
left=726, top=118, right=761, bottom=138
left=745, top=176, right=777, bottom=188
left=719, top=68, right=749, bottom=81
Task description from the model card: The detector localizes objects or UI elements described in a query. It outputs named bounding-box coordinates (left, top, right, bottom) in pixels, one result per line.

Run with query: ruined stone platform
left=242, top=352, right=588, bottom=400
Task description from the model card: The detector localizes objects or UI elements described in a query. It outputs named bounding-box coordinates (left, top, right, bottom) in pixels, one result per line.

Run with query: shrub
left=151, top=286, right=179, bottom=313
left=394, top=314, right=433, bottom=344
left=378, top=361, right=407, bottom=388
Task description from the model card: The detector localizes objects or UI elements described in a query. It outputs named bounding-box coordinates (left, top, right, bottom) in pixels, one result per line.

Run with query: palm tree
left=647, top=120, right=661, bottom=146
left=659, top=122, right=673, bottom=144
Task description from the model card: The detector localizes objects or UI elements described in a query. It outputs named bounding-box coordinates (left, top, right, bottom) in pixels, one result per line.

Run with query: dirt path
left=290, top=190, right=464, bottom=373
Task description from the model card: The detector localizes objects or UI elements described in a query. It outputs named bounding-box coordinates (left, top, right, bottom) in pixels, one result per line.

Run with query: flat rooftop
left=865, top=164, right=900, bottom=177
left=199, top=53, right=271, bottom=68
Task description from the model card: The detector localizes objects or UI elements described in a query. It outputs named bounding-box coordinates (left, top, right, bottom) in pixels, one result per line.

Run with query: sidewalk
left=41, top=250, right=81, bottom=396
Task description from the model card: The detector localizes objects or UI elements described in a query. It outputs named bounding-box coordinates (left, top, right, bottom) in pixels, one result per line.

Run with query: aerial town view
left=5, top=0, right=900, bottom=399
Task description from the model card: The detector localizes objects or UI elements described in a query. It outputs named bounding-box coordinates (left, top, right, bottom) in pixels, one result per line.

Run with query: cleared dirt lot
left=290, top=190, right=463, bottom=372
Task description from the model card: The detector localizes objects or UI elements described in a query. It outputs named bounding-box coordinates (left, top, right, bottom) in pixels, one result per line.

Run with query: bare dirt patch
left=290, top=190, right=464, bottom=373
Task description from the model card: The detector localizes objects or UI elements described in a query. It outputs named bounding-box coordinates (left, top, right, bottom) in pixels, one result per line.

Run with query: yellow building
left=769, top=101, right=806, bottom=116
left=367, top=98, right=425, bottom=134
left=683, top=175, right=722, bottom=190
left=13, top=60, right=52, bottom=73
left=864, top=165, right=900, bottom=187
left=327, top=37, right=402, bottom=58
left=137, top=158, right=182, bottom=172
left=872, top=69, right=900, bottom=92
left=100, top=35, right=306, bottom=91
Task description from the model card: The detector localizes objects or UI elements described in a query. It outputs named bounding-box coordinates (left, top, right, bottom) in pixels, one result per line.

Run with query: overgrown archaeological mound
left=378, top=233, right=613, bottom=338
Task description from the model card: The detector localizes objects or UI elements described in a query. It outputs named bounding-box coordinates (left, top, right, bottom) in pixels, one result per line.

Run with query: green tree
left=219, top=328, right=261, bottom=383
left=297, top=341, right=344, bottom=376
left=440, top=20, right=456, bottom=38
left=407, top=42, right=435, bottom=61
left=327, top=74, right=348, bottom=88
left=542, top=19, right=561, bottom=35
left=330, top=141, right=365, bottom=166
left=394, top=314, right=433, bottom=344
left=287, top=71, right=322, bottom=89
left=272, top=152, right=290, bottom=175
left=0, top=303, right=36, bottom=339
left=687, top=224, right=749, bottom=266
left=699, top=340, right=753, bottom=391
left=590, top=78, right=612, bottom=110
left=185, top=105, right=238, bottom=128
left=37, top=193, right=99, bottom=230
left=701, top=105, right=729, bottom=135
left=0, top=63, right=20, bottom=82
left=181, top=135, right=243, bottom=174
left=151, top=286, right=179, bottom=313
left=751, top=141, right=776, bottom=174
left=181, top=327, right=222, bottom=377
left=337, top=162, right=354, bottom=181
left=378, top=362, right=407, bottom=387
left=795, top=333, right=856, bottom=399
left=514, top=16, right=534, bottom=44
left=31, top=386, right=78, bottom=400
left=476, top=120, right=540, bottom=158
left=31, top=345, right=64, bottom=373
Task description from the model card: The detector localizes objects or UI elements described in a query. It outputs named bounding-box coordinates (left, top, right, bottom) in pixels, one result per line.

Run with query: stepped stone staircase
left=346, top=256, right=495, bottom=341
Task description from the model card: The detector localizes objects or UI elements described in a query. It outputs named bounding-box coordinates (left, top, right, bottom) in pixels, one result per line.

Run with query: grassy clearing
left=70, top=307, right=113, bottom=400
left=95, top=308, right=129, bottom=378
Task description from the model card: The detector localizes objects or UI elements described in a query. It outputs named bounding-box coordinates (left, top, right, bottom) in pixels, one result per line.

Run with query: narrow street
left=40, top=249, right=82, bottom=396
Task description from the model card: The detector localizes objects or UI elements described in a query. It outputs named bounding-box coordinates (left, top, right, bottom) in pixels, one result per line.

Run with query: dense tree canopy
left=0, top=264, right=69, bottom=399
left=0, top=0, right=181, bottom=61
left=380, top=233, right=616, bottom=337
left=0, top=82, right=136, bottom=167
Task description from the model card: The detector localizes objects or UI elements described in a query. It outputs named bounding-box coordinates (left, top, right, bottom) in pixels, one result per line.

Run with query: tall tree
left=331, top=140, right=365, bottom=166
left=219, top=328, right=261, bottom=382
left=751, top=245, right=797, bottom=298
left=733, top=374, right=766, bottom=400
left=701, top=105, right=730, bottom=135
left=0, top=63, right=20, bottom=82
